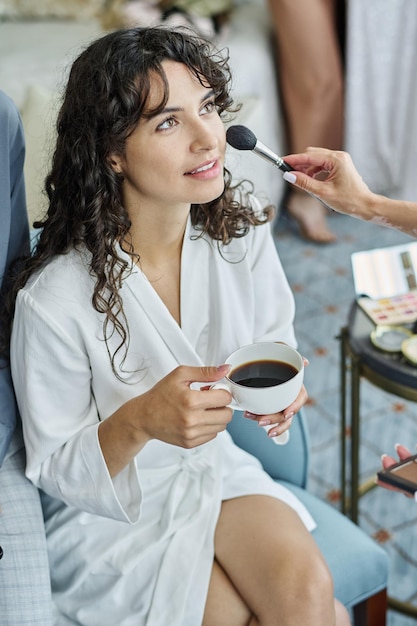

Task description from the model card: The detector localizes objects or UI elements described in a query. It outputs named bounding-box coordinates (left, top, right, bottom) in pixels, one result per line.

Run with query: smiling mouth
left=186, top=161, right=217, bottom=175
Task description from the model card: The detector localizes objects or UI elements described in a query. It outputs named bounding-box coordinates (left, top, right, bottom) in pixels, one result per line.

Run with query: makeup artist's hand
left=282, top=147, right=375, bottom=218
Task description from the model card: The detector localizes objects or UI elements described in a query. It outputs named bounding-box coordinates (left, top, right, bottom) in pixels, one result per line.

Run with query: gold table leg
left=388, top=597, right=417, bottom=618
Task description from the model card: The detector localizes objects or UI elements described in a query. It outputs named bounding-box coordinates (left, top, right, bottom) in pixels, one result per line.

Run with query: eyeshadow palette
left=358, top=291, right=417, bottom=327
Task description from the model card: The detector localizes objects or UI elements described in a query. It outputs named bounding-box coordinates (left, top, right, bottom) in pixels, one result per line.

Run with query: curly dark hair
left=2, top=26, right=273, bottom=374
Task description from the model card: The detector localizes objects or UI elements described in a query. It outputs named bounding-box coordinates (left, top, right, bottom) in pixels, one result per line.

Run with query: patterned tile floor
left=274, top=209, right=417, bottom=626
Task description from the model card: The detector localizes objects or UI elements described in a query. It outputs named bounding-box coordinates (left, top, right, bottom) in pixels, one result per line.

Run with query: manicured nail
left=217, top=364, right=230, bottom=373
left=284, top=411, right=294, bottom=421
left=283, top=171, right=296, bottom=184
left=258, top=419, right=271, bottom=427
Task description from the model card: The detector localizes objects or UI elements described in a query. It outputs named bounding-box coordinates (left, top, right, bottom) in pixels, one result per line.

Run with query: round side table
left=339, top=301, right=417, bottom=619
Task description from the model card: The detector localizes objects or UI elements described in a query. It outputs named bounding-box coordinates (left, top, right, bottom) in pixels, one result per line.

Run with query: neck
left=124, top=205, right=188, bottom=326
left=125, top=204, right=190, bottom=267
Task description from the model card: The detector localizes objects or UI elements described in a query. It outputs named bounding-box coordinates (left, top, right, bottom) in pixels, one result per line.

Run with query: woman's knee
left=292, top=540, right=333, bottom=589
left=274, top=538, right=335, bottom=613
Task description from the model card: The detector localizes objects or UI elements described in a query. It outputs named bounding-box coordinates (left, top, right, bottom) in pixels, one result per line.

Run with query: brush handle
left=251, top=137, right=334, bottom=211
left=277, top=160, right=293, bottom=173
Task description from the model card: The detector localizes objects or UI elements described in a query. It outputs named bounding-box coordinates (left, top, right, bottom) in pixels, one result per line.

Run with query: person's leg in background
left=269, top=0, right=344, bottom=243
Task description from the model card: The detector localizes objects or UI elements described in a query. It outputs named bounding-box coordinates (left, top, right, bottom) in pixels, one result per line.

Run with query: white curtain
left=345, top=0, right=417, bottom=200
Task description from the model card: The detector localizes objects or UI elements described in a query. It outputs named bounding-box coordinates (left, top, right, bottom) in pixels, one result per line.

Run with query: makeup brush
left=226, top=124, right=333, bottom=211
left=226, top=124, right=293, bottom=173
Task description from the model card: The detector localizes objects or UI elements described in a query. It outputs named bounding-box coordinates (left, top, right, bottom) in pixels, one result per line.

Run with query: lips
left=185, top=160, right=217, bottom=175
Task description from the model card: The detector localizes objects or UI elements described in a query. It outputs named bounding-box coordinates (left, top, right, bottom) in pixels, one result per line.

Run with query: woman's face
left=112, top=60, right=226, bottom=214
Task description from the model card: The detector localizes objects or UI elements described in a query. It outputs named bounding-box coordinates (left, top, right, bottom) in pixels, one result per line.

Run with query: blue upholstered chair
left=227, top=410, right=389, bottom=626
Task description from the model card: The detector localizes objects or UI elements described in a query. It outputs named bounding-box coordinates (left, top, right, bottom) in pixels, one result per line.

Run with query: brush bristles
left=226, top=125, right=257, bottom=151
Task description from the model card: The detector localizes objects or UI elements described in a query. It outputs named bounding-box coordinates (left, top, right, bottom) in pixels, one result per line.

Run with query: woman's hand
left=99, top=364, right=234, bottom=477
left=243, top=383, right=308, bottom=440
left=282, top=147, right=375, bottom=218
left=283, top=147, right=417, bottom=240
left=132, top=364, right=235, bottom=448
left=377, top=443, right=414, bottom=497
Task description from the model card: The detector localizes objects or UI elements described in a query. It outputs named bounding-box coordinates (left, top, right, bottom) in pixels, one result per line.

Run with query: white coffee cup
left=213, top=342, right=304, bottom=445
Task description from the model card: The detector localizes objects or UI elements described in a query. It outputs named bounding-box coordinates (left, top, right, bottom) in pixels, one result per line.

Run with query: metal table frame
left=339, top=310, right=417, bottom=619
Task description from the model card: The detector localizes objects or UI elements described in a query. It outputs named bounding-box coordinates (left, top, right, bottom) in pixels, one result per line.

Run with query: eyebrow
left=145, top=89, right=216, bottom=121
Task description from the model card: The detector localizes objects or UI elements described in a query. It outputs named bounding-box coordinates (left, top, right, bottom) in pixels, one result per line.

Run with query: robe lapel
left=179, top=220, right=210, bottom=360
left=119, top=219, right=210, bottom=368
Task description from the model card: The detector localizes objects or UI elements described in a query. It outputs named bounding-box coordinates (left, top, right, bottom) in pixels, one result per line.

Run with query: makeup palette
left=358, top=291, right=417, bottom=327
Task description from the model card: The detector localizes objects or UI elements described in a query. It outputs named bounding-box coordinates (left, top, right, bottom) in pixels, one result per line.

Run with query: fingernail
left=284, top=411, right=294, bottom=421
left=258, top=419, right=271, bottom=426
left=244, top=411, right=259, bottom=420
left=283, top=171, right=296, bottom=184
left=217, top=364, right=230, bottom=373
left=394, top=443, right=401, bottom=450
left=381, top=454, right=388, bottom=461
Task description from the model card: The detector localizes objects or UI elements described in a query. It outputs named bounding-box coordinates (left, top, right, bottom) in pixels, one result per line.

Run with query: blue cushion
left=227, top=409, right=310, bottom=487
left=279, top=481, right=388, bottom=608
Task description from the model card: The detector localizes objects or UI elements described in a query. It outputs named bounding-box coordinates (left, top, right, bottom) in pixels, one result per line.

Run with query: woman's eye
left=157, top=117, right=177, bottom=131
left=201, top=100, right=216, bottom=115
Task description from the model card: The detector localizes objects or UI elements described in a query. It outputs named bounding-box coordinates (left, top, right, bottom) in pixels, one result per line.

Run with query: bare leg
left=270, top=0, right=344, bottom=242
left=203, top=559, right=257, bottom=626
left=336, top=598, right=352, bottom=625
left=203, top=495, right=352, bottom=625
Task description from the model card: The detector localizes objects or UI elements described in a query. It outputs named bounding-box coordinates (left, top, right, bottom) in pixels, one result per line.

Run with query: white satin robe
left=11, top=217, right=315, bottom=626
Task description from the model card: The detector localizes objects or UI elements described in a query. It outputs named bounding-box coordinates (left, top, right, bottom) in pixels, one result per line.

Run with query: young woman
left=7, top=27, right=350, bottom=625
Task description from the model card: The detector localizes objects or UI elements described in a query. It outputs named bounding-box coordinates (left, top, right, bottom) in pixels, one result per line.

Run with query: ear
left=108, top=153, right=123, bottom=175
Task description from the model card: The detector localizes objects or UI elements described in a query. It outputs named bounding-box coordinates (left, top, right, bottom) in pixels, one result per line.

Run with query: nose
left=189, top=118, right=218, bottom=152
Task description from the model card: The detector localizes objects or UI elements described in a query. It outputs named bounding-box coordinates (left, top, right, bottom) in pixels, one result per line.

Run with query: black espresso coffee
left=230, top=359, right=298, bottom=388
